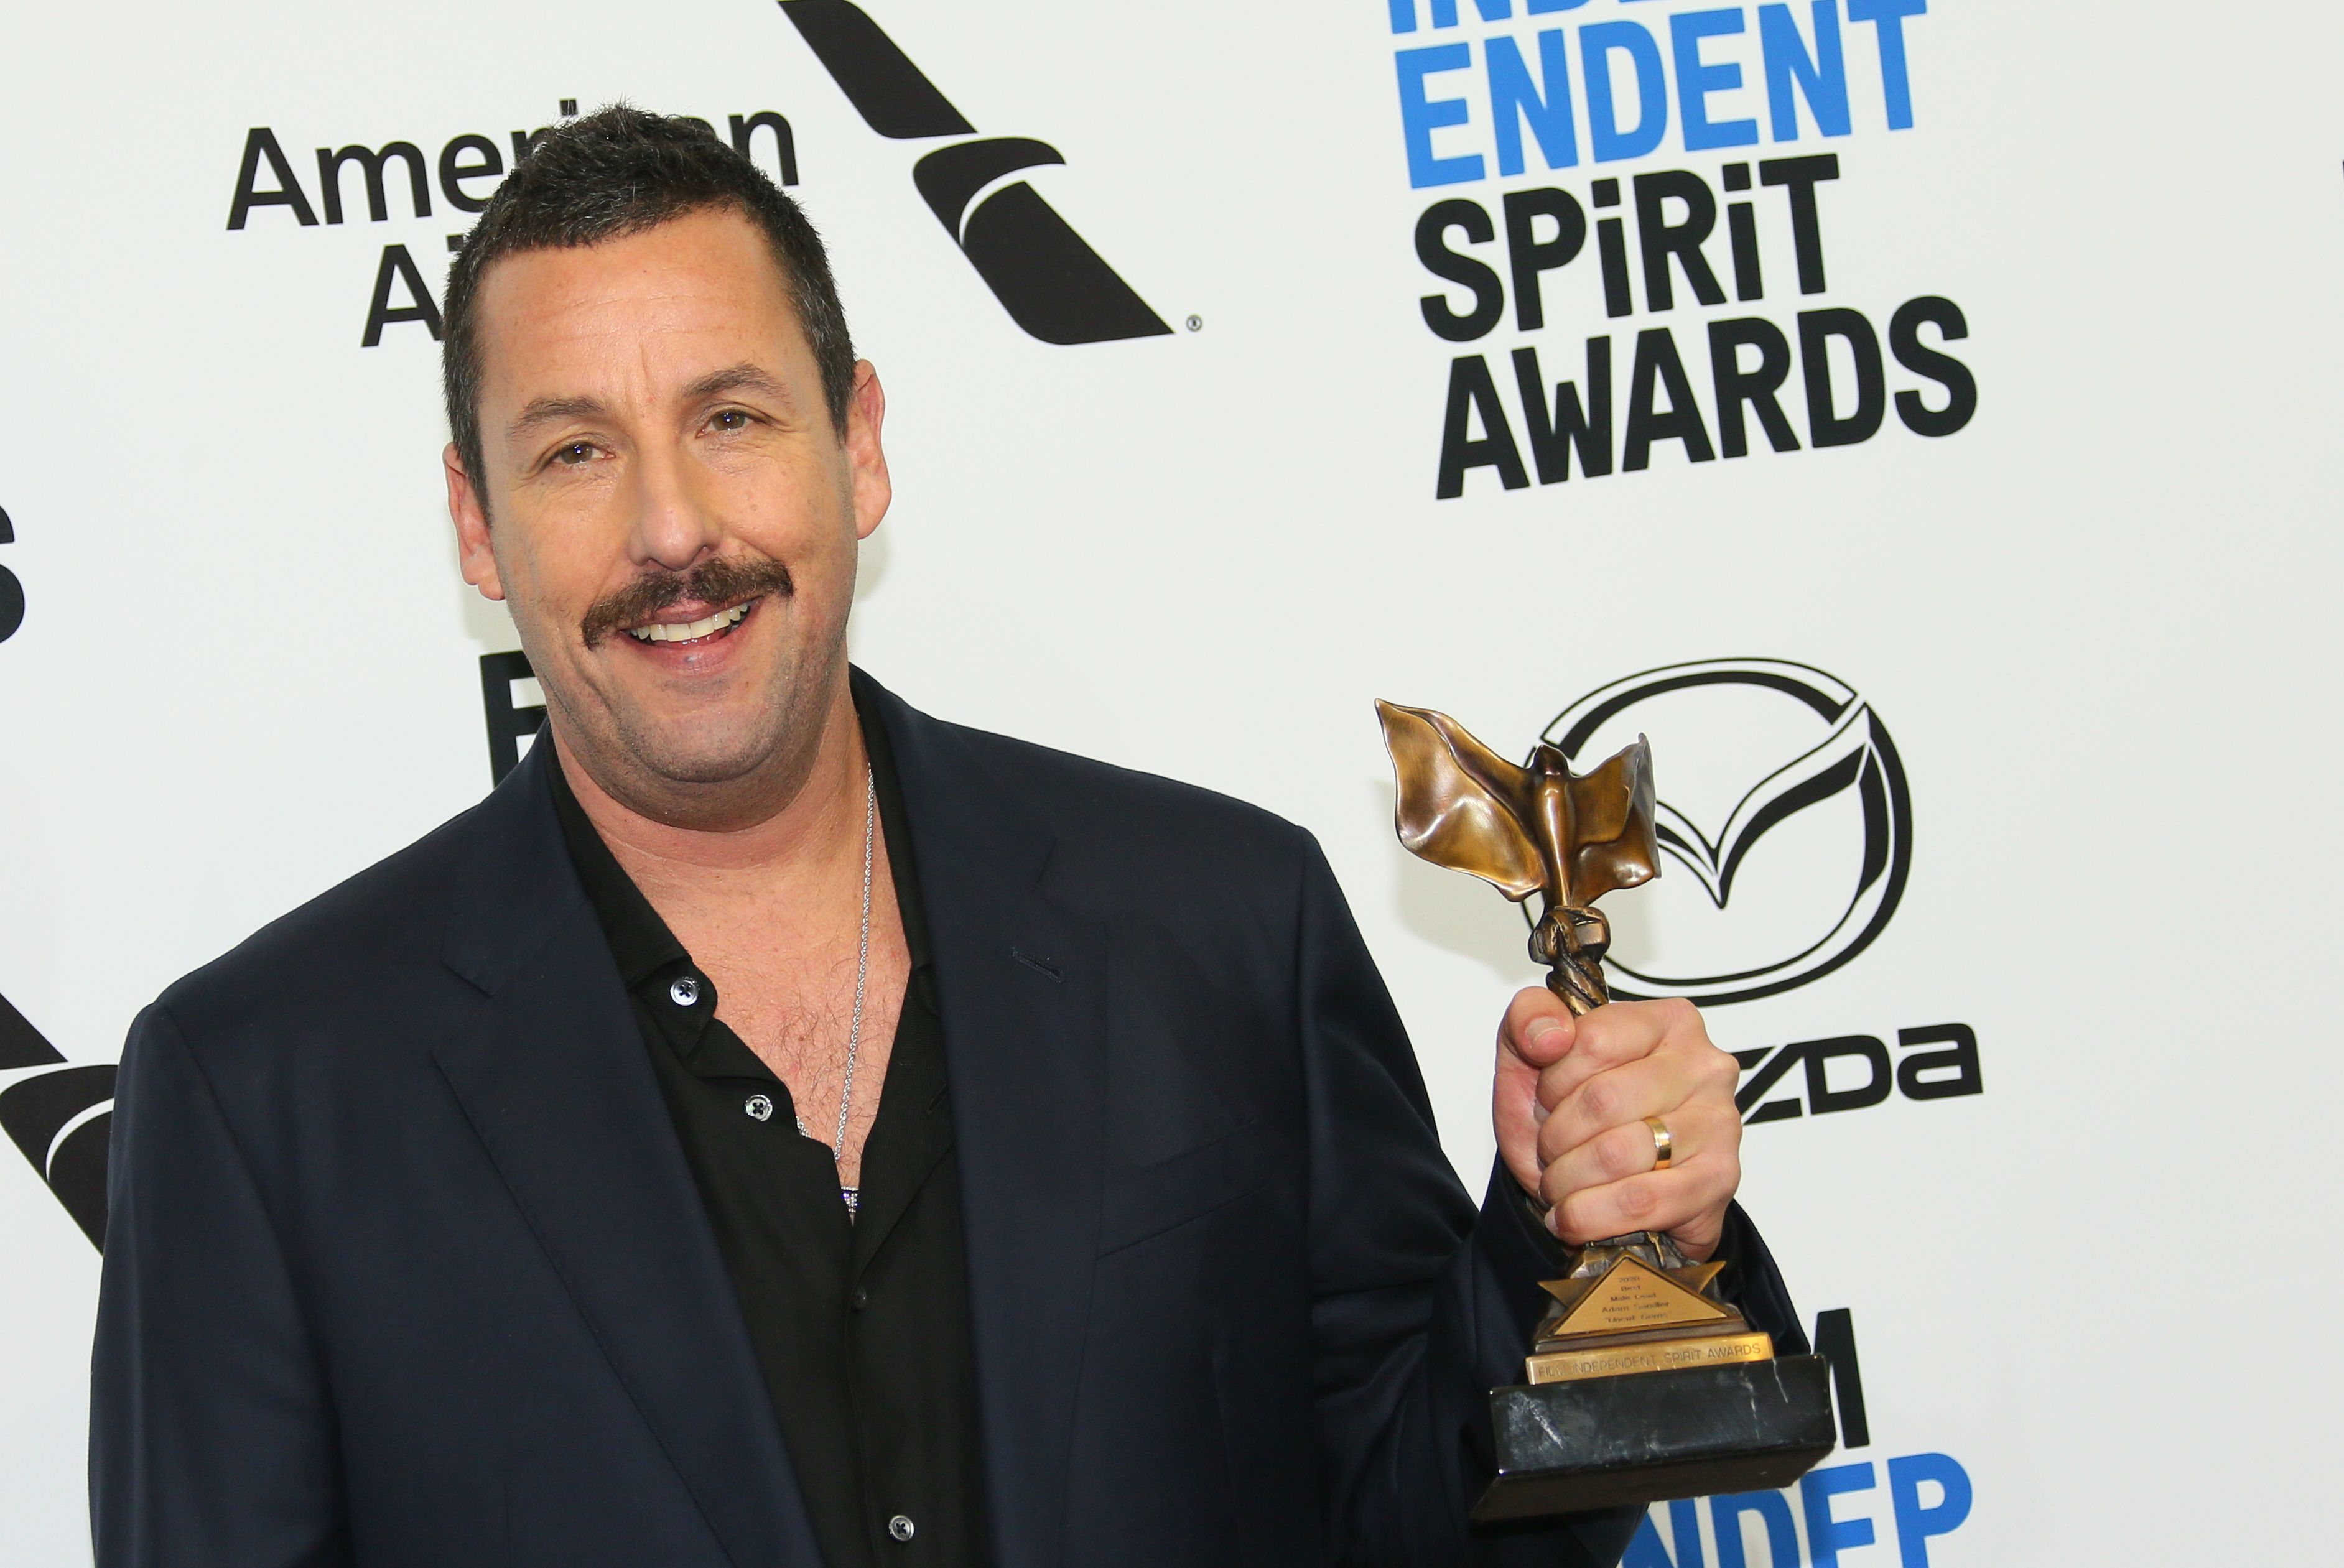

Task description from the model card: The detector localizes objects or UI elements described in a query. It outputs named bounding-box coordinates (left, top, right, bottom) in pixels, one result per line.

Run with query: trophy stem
left=1543, top=957, right=1606, bottom=1017
left=1533, top=902, right=1611, bottom=1017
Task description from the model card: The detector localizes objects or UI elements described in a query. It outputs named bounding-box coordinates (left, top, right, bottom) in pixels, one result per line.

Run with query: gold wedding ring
left=1645, top=1116, right=1673, bottom=1171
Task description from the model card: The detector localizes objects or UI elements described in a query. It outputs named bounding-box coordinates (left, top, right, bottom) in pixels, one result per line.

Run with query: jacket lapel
left=862, top=672, right=1106, bottom=1568
left=431, top=746, right=822, bottom=1568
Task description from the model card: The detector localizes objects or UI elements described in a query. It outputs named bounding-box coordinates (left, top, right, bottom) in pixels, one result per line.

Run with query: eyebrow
left=503, top=363, right=798, bottom=450
left=681, top=361, right=795, bottom=409
left=505, top=394, right=608, bottom=448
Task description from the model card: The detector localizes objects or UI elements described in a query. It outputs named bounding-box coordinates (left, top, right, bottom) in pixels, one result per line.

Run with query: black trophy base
left=1473, top=1354, right=1836, bottom=1523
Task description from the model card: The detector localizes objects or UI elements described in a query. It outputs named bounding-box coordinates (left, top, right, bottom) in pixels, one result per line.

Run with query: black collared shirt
left=549, top=710, right=990, bottom=1568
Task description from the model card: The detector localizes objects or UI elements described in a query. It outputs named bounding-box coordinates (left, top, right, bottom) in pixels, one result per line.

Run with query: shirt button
left=745, top=1094, right=774, bottom=1123
left=668, top=975, right=701, bottom=1008
left=886, top=1515, right=916, bottom=1543
left=850, top=1286, right=870, bottom=1312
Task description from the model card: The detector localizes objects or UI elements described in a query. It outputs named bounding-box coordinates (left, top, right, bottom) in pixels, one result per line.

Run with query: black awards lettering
left=1419, top=156, right=1977, bottom=499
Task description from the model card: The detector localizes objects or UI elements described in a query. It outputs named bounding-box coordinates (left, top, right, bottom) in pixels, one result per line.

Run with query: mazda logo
left=1542, top=658, right=1912, bottom=1004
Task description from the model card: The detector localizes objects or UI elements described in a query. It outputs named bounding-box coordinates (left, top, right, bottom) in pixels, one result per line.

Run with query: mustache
left=579, top=555, right=796, bottom=648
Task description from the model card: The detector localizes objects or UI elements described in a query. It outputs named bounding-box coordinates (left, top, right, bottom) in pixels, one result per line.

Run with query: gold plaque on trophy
left=1523, top=1256, right=1774, bottom=1384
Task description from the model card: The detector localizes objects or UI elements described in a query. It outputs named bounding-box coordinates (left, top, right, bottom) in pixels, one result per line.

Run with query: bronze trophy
left=1377, top=701, right=1836, bottom=1519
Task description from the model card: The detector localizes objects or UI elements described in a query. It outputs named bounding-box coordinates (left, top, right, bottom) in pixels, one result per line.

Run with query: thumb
left=1502, top=986, right=1576, bottom=1069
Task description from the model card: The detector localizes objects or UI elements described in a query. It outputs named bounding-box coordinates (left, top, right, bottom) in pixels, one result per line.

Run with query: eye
left=709, top=407, right=755, bottom=434
left=551, top=441, right=598, bottom=466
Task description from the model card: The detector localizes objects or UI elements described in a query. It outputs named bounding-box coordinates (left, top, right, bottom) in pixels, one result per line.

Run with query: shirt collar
left=546, top=741, right=689, bottom=989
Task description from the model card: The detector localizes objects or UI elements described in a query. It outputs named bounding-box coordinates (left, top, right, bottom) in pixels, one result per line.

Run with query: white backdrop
left=2, top=1, right=2340, bottom=1562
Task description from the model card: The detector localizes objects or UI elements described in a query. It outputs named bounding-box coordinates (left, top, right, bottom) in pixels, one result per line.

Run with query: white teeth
left=626, top=603, right=753, bottom=644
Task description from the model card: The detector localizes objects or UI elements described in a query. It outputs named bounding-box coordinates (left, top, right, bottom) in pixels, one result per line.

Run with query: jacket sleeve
left=1294, top=838, right=1641, bottom=1567
left=90, top=1004, right=351, bottom=1567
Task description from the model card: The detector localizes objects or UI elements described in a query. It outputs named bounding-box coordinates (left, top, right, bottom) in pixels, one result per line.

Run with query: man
left=91, top=108, right=1800, bottom=1567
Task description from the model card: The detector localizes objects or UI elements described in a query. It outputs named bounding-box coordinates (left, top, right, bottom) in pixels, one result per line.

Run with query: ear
left=844, top=360, right=892, bottom=543
left=445, top=442, right=506, bottom=601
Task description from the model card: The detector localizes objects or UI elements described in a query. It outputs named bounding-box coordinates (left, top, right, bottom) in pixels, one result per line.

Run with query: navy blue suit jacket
left=91, top=672, right=1800, bottom=1567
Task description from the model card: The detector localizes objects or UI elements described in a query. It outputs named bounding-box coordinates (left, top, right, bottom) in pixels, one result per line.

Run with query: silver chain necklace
left=794, top=763, right=875, bottom=1214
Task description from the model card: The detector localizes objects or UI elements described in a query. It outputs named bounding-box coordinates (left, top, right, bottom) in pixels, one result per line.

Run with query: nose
left=624, top=437, right=723, bottom=574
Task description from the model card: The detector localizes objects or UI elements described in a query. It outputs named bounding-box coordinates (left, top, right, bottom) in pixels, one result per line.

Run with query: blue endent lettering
left=1671, top=9, right=1759, bottom=151
left=1663, top=1497, right=1706, bottom=1568
left=1624, top=1498, right=1708, bottom=1568
left=1388, top=0, right=1514, bottom=35
left=1394, top=0, right=1928, bottom=192
left=1396, top=45, right=1484, bottom=187
left=1487, top=30, right=1579, bottom=175
left=1800, top=1461, right=1878, bottom=1568
left=1581, top=22, right=1668, bottom=162
left=1848, top=0, right=1928, bottom=129
left=1760, top=1, right=1852, bottom=139
left=1711, top=1489, right=1799, bottom=1568
left=1887, top=1452, right=1974, bottom=1567
left=1622, top=1519, right=1673, bottom=1568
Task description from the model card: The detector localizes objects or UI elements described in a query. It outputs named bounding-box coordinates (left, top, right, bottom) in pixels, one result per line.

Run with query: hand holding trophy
left=1377, top=701, right=1836, bottom=1519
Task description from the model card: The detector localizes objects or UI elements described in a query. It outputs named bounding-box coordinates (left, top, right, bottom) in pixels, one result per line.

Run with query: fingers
left=1494, top=988, right=1576, bottom=1198
left=1498, top=986, right=1576, bottom=1070
left=1537, top=1040, right=1735, bottom=1167
left=1534, top=996, right=1696, bottom=1110
left=1522, top=995, right=1744, bottom=1258
left=1538, top=1098, right=1737, bottom=1198
left=1545, top=1154, right=1739, bottom=1256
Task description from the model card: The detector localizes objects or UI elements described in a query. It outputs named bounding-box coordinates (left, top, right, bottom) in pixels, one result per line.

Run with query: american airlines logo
left=221, top=1, right=1173, bottom=352
left=0, top=991, right=113, bottom=1249
left=781, top=0, right=1172, bottom=345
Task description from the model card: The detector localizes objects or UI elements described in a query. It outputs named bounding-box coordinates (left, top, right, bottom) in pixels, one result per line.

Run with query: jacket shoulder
left=941, top=717, right=1317, bottom=870
left=151, top=787, right=513, bottom=1040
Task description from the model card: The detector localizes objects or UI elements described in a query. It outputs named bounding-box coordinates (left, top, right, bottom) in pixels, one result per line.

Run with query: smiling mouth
left=625, top=600, right=755, bottom=646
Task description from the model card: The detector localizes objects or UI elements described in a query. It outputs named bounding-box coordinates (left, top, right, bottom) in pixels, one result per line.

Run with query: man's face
left=446, top=206, right=888, bottom=819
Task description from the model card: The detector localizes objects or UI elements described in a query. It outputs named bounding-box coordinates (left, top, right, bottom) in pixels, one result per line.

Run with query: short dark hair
left=441, top=104, right=855, bottom=501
